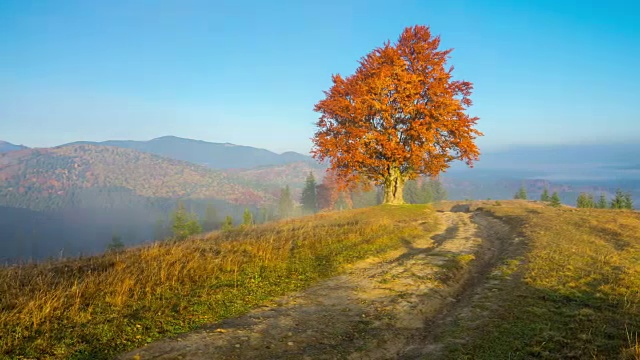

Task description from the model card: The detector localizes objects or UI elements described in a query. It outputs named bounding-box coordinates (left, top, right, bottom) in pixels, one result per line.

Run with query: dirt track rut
left=119, top=206, right=512, bottom=360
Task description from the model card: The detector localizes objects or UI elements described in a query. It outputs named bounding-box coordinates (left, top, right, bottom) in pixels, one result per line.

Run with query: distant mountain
left=0, top=144, right=274, bottom=210
left=0, top=140, right=28, bottom=154
left=0, top=144, right=279, bottom=262
left=65, top=136, right=312, bottom=169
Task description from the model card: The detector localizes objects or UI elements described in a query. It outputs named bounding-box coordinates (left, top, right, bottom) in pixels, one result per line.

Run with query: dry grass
left=442, top=200, right=640, bottom=359
left=0, top=205, right=436, bottom=359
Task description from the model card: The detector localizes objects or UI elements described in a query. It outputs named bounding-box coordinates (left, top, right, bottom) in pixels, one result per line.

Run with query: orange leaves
left=313, top=25, right=482, bottom=190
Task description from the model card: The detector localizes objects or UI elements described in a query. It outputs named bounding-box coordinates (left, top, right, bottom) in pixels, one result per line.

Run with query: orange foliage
left=312, top=25, right=482, bottom=203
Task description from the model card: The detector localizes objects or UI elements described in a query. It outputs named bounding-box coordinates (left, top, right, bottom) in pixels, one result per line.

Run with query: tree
left=222, top=215, right=234, bottom=231
left=540, top=187, right=550, bottom=202
left=171, top=201, right=202, bottom=240
left=429, top=179, right=447, bottom=202
left=301, top=172, right=318, bottom=214
left=576, top=193, right=595, bottom=208
left=597, top=193, right=608, bottom=209
left=312, top=25, right=482, bottom=204
left=106, top=234, right=125, bottom=253
left=623, top=192, right=634, bottom=210
left=514, top=186, right=527, bottom=200
left=550, top=192, right=561, bottom=207
left=278, top=185, right=295, bottom=218
left=242, top=208, right=253, bottom=227
left=611, top=189, right=626, bottom=209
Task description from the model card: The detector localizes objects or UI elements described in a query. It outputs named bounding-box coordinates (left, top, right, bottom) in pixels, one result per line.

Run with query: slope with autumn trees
left=313, top=26, right=482, bottom=204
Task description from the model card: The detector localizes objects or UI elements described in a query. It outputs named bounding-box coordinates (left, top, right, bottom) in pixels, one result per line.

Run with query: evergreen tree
left=106, top=234, right=125, bottom=253
left=171, top=201, right=202, bottom=240
left=610, top=189, right=626, bottom=209
left=278, top=185, right=295, bottom=218
left=550, top=192, right=561, bottom=207
left=576, top=193, right=595, bottom=208
left=301, top=172, right=318, bottom=214
left=430, top=179, right=447, bottom=202
left=420, top=180, right=435, bottom=203
left=257, top=207, right=268, bottom=224
left=540, top=187, right=550, bottom=202
left=623, top=192, right=634, bottom=210
left=597, top=193, right=608, bottom=209
left=403, top=179, right=421, bottom=204
left=514, top=185, right=528, bottom=200
left=201, top=203, right=219, bottom=232
left=242, top=208, right=253, bottom=227
left=222, top=215, right=234, bottom=231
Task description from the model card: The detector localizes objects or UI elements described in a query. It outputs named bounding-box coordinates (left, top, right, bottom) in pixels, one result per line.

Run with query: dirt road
left=119, top=206, right=513, bottom=360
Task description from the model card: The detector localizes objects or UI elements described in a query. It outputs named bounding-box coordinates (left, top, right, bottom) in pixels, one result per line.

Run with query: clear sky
left=1, top=0, right=639, bottom=154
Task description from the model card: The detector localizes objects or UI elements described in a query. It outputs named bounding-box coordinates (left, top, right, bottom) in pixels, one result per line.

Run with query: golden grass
left=0, top=205, right=435, bottom=359
left=443, top=200, right=640, bottom=359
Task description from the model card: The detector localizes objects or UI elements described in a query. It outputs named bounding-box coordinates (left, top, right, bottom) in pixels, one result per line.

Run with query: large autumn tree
left=312, top=25, right=482, bottom=204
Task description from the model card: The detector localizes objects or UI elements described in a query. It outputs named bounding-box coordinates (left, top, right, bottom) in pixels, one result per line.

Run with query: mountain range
left=0, top=140, right=27, bottom=154
left=66, top=136, right=312, bottom=169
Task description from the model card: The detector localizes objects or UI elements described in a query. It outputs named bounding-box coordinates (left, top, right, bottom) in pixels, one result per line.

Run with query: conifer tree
left=106, top=234, right=125, bottom=253
left=403, top=179, right=421, bottom=204
left=540, top=187, right=550, bottom=202
left=430, top=179, right=447, bottom=202
left=623, top=192, right=634, bottom=210
left=242, top=208, right=253, bottom=227
left=597, top=193, right=608, bottom=209
left=514, top=185, right=527, bottom=200
left=576, top=193, right=595, bottom=208
left=171, top=201, right=202, bottom=240
left=301, top=172, right=318, bottom=214
left=222, top=215, right=234, bottom=231
left=550, top=192, right=561, bottom=207
left=278, top=185, right=295, bottom=218
left=610, top=189, right=626, bottom=209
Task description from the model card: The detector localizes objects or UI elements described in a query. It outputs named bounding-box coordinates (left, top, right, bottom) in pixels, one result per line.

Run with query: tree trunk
left=383, top=167, right=405, bottom=204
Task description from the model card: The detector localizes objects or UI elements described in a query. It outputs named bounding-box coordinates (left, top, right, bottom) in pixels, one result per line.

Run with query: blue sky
left=1, top=0, right=639, bottom=154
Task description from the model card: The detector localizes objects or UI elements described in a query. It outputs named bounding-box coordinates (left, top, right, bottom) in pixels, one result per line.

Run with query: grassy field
left=441, top=201, right=640, bottom=359
left=0, top=205, right=436, bottom=359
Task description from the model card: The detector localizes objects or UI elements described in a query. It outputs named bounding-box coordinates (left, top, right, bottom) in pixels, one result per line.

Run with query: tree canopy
left=312, top=25, right=482, bottom=204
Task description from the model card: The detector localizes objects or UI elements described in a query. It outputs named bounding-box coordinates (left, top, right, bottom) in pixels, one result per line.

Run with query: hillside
left=1, top=201, right=639, bottom=359
left=0, top=144, right=276, bottom=262
left=66, top=136, right=312, bottom=169
left=0, top=140, right=27, bottom=154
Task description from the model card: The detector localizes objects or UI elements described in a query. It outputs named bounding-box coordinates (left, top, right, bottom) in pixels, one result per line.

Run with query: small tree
left=576, top=193, right=595, bottom=208
left=550, top=192, right=561, bottom=207
left=514, top=186, right=528, bottom=200
left=597, top=193, right=608, bottom=209
left=610, top=189, right=626, bottom=209
left=429, top=179, right=447, bottom=202
left=242, top=208, right=253, bottom=227
left=301, top=172, right=318, bottom=214
left=540, top=188, right=550, bottom=202
left=623, top=192, right=634, bottom=210
left=106, top=235, right=125, bottom=253
left=171, top=201, right=202, bottom=240
left=222, top=215, right=234, bottom=231
left=278, top=185, right=295, bottom=219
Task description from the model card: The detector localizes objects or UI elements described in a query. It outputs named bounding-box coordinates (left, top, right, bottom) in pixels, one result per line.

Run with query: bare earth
left=119, top=205, right=513, bottom=360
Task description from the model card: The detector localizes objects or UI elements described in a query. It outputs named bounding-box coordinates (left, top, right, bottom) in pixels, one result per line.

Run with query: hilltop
left=65, top=136, right=312, bottom=169
left=1, top=201, right=639, bottom=359
left=0, top=140, right=28, bottom=154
